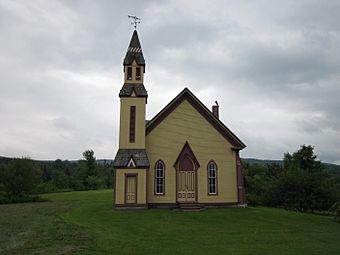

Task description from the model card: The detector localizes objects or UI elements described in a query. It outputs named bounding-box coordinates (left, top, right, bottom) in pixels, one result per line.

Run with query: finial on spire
left=128, top=15, right=141, bottom=30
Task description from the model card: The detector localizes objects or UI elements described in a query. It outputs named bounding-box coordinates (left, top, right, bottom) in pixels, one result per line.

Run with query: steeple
left=118, top=29, right=148, bottom=150
left=121, top=30, right=147, bottom=88
left=123, top=30, right=145, bottom=67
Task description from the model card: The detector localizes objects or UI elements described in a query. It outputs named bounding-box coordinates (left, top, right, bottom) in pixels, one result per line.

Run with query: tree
left=0, top=158, right=40, bottom=200
left=275, top=145, right=337, bottom=212
left=83, top=150, right=96, bottom=176
left=82, top=149, right=101, bottom=189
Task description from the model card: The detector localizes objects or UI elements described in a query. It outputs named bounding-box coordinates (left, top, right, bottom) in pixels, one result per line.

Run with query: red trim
left=146, top=88, right=246, bottom=149
left=236, top=152, right=246, bottom=204
left=146, top=167, right=149, bottom=205
left=113, top=169, right=117, bottom=207
left=129, top=106, right=136, bottom=143
left=147, top=202, right=240, bottom=209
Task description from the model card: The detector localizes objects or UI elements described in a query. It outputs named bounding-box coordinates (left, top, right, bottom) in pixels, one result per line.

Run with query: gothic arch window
left=207, top=161, right=218, bottom=195
left=155, top=160, right=165, bottom=195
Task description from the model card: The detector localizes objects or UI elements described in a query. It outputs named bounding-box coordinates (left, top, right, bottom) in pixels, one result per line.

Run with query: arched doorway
left=174, top=142, right=200, bottom=203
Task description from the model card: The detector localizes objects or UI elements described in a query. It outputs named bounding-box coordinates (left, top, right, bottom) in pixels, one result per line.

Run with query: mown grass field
left=1, top=189, right=340, bottom=255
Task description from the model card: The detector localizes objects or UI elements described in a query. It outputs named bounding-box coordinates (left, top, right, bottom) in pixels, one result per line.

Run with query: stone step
left=178, top=203, right=204, bottom=211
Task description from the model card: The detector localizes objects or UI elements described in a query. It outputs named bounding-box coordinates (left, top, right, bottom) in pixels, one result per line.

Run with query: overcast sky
left=0, top=0, right=339, bottom=164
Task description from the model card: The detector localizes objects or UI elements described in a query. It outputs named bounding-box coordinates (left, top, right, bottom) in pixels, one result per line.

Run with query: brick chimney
left=212, top=101, right=219, bottom=119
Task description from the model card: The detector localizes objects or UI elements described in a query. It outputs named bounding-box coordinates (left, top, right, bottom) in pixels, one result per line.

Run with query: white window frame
left=208, top=161, right=217, bottom=195
left=155, top=160, right=165, bottom=195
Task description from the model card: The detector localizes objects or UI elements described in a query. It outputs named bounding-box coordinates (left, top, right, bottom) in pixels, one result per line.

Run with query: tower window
left=136, top=67, right=141, bottom=80
left=129, top=106, right=136, bottom=143
left=127, top=67, right=132, bottom=80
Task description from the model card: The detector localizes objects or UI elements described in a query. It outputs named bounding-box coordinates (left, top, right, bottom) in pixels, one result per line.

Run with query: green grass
left=1, top=189, right=340, bottom=255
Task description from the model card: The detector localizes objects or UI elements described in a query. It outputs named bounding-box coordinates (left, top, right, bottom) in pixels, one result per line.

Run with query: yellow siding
left=119, top=97, right=146, bottom=149
left=146, top=99, right=237, bottom=204
left=114, top=168, right=147, bottom=205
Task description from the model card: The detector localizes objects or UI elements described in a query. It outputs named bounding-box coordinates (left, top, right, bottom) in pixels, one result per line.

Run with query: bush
left=244, top=145, right=338, bottom=212
left=35, top=182, right=57, bottom=194
left=0, top=158, right=40, bottom=198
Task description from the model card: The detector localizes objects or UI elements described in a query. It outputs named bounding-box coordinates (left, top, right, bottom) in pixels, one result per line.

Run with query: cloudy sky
left=1, top=0, right=339, bottom=164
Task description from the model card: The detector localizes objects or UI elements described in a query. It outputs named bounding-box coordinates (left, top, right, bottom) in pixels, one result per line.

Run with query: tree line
left=1, top=145, right=340, bottom=219
left=0, top=150, right=113, bottom=203
left=243, top=145, right=340, bottom=214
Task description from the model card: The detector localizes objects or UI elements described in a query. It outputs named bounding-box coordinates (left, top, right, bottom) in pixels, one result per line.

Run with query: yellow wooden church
left=113, top=30, right=246, bottom=209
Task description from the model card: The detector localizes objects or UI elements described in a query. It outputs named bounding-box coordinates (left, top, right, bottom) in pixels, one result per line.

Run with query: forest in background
left=0, top=146, right=340, bottom=216
left=0, top=150, right=113, bottom=203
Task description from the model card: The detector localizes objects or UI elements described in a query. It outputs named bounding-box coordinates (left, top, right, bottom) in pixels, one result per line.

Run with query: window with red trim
left=155, top=160, right=165, bottom=195
left=208, top=161, right=217, bottom=195
left=129, top=106, right=136, bottom=143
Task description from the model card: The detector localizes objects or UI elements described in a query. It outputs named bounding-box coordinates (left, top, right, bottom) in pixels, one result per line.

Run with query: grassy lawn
left=1, top=189, right=340, bottom=255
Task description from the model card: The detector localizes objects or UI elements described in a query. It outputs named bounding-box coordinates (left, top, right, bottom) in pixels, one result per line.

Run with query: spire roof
left=123, top=30, right=145, bottom=66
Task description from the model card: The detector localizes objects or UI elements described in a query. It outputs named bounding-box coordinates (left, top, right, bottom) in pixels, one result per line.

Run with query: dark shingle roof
left=119, top=83, right=148, bottom=97
left=123, top=30, right=145, bottom=66
left=113, top=149, right=150, bottom=167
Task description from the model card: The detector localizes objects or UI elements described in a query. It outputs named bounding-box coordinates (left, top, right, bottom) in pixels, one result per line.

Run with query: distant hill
left=242, top=158, right=340, bottom=177
left=1, top=155, right=339, bottom=176
left=242, top=158, right=283, bottom=166
left=0, top=156, right=114, bottom=166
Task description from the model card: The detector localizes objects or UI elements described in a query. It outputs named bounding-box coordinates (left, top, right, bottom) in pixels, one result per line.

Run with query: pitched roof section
left=146, top=88, right=246, bottom=150
left=123, top=30, right=145, bottom=66
left=119, top=83, right=148, bottom=98
left=113, top=149, right=150, bottom=168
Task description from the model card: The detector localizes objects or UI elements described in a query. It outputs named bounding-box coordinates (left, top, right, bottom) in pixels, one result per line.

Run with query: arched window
left=155, top=160, right=165, bottom=195
left=208, top=161, right=218, bottom=195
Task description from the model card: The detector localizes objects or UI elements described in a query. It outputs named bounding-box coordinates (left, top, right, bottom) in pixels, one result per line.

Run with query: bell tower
left=118, top=30, right=147, bottom=149
left=113, top=28, right=150, bottom=209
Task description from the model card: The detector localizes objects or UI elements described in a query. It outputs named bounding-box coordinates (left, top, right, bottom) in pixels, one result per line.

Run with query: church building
left=113, top=29, right=246, bottom=209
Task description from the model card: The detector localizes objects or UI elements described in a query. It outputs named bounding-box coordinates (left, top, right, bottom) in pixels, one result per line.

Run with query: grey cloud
left=0, top=0, right=339, bottom=163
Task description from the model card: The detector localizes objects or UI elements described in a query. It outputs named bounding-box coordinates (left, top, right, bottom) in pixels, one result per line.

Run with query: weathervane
left=128, top=15, right=141, bottom=30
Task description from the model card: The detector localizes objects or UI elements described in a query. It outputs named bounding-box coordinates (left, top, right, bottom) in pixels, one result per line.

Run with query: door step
left=177, top=203, right=204, bottom=211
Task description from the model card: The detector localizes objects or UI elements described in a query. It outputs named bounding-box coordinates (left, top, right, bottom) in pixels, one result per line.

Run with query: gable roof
left=123, top=30, right=145, bottom=66
left=145, top=88, right=246, bottom=150
left=113, top=149, right=150, bottom=168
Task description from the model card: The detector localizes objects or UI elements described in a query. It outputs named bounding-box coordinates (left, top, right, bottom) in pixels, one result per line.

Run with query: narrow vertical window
left=129, top=106, right=136, bottom=143
left=136, top=67, right=141, bottom=80
left=127, top=67, right=132, bottom=80
left=208, top=161, right=217, bottom=195
left=155, top=160, right=165, bottom=195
